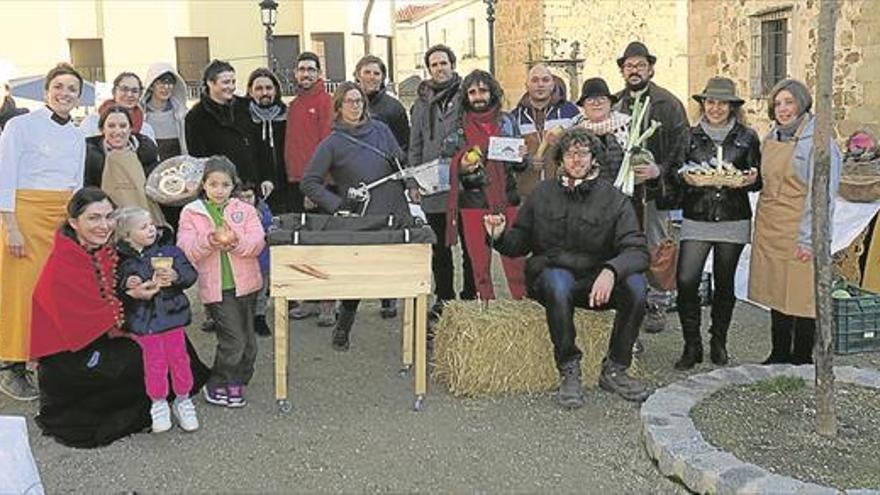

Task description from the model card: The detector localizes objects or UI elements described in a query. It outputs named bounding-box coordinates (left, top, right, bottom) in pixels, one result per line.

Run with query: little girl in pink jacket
left=177, top=156, right=265, bottom=408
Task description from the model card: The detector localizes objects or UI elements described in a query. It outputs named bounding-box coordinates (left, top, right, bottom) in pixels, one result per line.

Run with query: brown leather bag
left=647, top=237, right=678, bottom=291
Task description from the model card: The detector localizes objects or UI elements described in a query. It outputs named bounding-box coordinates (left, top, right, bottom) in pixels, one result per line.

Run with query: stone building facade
left=494, top=0, right=689, bottom=108
left=688, top=0, right=879, bottom=137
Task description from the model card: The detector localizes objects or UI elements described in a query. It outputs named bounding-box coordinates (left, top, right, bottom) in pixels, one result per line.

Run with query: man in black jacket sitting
left=483, top=127, right=652, bottom=408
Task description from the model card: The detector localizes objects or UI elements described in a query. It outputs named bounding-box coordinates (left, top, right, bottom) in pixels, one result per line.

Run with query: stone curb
left=641, top=365, right=880, bottom=494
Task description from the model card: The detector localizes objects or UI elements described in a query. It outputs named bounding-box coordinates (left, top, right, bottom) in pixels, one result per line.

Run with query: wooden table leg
left=413, top=294, right=427, bottom=411
left=274, top=296, right=291, bottom=413
left=401, top=297, right=414, bottom=373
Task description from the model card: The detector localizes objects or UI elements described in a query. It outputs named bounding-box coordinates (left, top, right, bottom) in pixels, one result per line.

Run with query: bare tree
left=362, top=0, right=376, bottom=55
left=811, top=0, right=839, bottom=438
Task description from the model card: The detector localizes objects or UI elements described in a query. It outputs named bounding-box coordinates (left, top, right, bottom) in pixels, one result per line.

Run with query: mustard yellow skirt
left=0, top=190, right=71, bottom=361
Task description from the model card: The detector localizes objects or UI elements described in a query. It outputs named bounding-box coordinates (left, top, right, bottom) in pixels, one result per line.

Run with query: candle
left=716, top=145, right=723, bottom=171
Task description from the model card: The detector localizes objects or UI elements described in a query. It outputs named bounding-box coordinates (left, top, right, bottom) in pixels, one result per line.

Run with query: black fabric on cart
left=270, top=213, right=436, bottom=246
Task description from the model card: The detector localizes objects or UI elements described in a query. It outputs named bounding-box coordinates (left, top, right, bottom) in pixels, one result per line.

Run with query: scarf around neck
left=445, top=108, right=509, bottom=246
left=249, top=101, right=286, bottom=148
left=775, top=113, right=807, bottom=142
left=699, top=116, right=736, bottom=145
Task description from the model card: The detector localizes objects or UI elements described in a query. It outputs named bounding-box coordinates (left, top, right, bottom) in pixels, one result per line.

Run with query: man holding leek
left=613, top=41, right=690, bottom=334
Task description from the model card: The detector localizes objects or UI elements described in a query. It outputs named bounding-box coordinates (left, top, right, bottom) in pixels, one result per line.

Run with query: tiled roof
left=395, top=2, right=443, bottom=22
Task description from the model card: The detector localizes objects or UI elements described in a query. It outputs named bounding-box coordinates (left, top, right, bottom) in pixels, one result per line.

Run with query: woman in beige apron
left=749, top=79, right=839, bottom=365
left=84, top=106, right=167, bottom=227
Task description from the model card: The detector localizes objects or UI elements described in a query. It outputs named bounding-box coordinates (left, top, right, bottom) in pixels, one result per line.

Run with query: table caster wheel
left=277, top=399, right=292, bottom=413
left=413, top=395, right=425, bottom=412
left=398, top=365, right=412, bottom=377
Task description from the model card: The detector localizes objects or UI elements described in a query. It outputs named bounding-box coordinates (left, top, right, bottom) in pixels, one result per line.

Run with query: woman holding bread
left=674, top=77, right=761, bottom=370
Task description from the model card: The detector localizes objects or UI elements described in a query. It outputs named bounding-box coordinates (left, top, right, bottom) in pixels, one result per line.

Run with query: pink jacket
left=177, top=198, right=265, bottom=304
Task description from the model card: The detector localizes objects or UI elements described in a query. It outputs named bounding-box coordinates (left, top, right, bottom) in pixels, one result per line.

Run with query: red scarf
left=446, top=109, right=510, bottom=246
left=30, top=232, right=123, bottom=359
left=99, top=99, right=145, bottom=134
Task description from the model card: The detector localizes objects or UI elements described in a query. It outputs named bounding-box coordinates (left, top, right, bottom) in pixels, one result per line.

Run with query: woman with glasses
left=81, top=72, right=156, bottom=142
left=573, top=77, right=630, bottom=183
left=301, top=81, right=414, bottom=352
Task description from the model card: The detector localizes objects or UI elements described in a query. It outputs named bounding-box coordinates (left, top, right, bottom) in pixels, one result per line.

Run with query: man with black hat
left=510, top=64, right=580, bottom=202
left=614, top=41, right=690, bottom=334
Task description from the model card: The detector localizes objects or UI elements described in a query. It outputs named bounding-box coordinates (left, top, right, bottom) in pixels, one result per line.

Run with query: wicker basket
left=684, top=171, right=747, bottom=188
left=840, top=157, right=880, bottom=203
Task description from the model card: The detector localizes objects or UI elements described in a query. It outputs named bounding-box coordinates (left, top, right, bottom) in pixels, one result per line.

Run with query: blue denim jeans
left=532, top=267, right=647, bottom=368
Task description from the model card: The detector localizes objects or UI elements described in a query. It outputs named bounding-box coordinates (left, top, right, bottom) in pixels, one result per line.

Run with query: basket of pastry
left=145, top=155, right=208, bottom=206
left=679, top=160, right=753, bottom=188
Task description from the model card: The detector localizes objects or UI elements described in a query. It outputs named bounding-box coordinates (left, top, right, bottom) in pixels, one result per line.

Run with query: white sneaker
left=173, top=397, right=200, bottom=432
left=151, top=400, right=172, bottom=433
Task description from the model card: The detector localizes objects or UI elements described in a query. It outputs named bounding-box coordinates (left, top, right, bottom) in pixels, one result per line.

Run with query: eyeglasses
left=156, top=78, right=176, bottom=87
left=116, top=85, right=142, bottom=95
left=622, top=61, right=649, bottom=71
left=583, top=96, right=609, bottom=106
left=563, top=150, right=592, bottom=160
left=343, top=98, right=364, bottom=106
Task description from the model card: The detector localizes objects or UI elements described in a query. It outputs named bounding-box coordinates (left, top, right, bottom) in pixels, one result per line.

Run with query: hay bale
left=434, top=299, right=635, bottom=397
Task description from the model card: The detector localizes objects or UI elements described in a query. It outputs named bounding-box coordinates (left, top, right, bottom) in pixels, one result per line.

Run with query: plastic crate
left=833, top=285, right=880, bottom=354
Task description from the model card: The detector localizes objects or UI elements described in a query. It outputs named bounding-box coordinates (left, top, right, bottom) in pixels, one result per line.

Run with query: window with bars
left=68, top=39, right=105, bottom=82
left=750, top=7, right=791, bottom=98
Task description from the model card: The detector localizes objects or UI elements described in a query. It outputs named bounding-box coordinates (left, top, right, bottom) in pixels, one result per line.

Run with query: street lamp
left=484, top=0, right=496, bottom=75
left=259, top=0, right=279, bottom=71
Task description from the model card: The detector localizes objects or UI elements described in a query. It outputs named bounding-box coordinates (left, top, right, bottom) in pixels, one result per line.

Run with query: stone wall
left=688, top=0, right=879, bottom=139
left=494, top=0, right=545, bottom=108
left=494, top=0, right=689, bottom=108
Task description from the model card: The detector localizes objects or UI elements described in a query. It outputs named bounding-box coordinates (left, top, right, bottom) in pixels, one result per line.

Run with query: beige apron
left=102, top=150, right=167, bottom=227
left=749, top=120, right=815, bottom=317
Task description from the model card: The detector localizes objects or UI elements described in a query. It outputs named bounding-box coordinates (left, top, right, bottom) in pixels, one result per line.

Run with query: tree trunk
left=812, top=0, right=838, bottom=438
left=362, top=0, right=376, bottom=55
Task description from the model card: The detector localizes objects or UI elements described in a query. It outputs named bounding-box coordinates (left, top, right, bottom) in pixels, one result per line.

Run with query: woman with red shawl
left=30, top=187, right=208, bottom=448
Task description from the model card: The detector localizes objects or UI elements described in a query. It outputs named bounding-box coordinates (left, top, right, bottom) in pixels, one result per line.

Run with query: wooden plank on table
left=270, top=244, right=432, bottom=299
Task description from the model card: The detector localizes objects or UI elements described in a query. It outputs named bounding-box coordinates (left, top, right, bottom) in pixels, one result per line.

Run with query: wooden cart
left=270, top=243, right=432, bottom=412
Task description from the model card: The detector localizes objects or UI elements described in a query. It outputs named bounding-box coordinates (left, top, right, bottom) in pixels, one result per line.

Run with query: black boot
left=709, top=331, right=728, bottom=365
left=254, top=315, right=271, bottom=337
left=674, top=300, right=703, bottom=370
left=791, top=317, right=815, bottom=365
left=762, top=310, right=794, bottom=364
left=332, top=307, right=357, bottom=351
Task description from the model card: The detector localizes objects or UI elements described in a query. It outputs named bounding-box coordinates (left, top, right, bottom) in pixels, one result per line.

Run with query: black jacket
left=679, top=121, right=762, bottom=222
left=368, top=89, right=410, bottom=154
left=84, top=134, right=159, bottom=188
left=615, top=82, right=690, bottom=208
left=243, top=102, right=288, bottom=189
left=116, top=227, right=198, bottom=336
left=0, top=97, right=27, bottom=131
left=493, top=178, right=649, bottom=293
left=185, top=95, right=261, bottom=185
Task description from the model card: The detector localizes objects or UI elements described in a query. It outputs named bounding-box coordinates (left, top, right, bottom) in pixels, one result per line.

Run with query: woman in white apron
left=749, top=79, right=841, bottom=365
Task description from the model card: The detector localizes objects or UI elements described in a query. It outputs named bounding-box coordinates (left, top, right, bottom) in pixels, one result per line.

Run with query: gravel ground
left=692, top=379, right=880, bottom=490
left=2, top=267, right=879, bottom=492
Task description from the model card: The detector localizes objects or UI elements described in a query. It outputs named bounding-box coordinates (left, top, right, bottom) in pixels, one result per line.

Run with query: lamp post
left=259, top=0, right=279, bottom=72
left=484, top=0, right=496, bottom=75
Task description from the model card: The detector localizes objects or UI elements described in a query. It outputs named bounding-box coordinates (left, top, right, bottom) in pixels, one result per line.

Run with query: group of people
left=0, top=36, right=841, bottom=448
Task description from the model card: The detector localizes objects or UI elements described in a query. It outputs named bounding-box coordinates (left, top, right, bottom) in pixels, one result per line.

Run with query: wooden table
left=270, top=243, right=432, bottom=412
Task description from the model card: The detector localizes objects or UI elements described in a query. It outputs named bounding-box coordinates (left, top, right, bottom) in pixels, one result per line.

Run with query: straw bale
left=433, top=299, right=633, bottom=397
